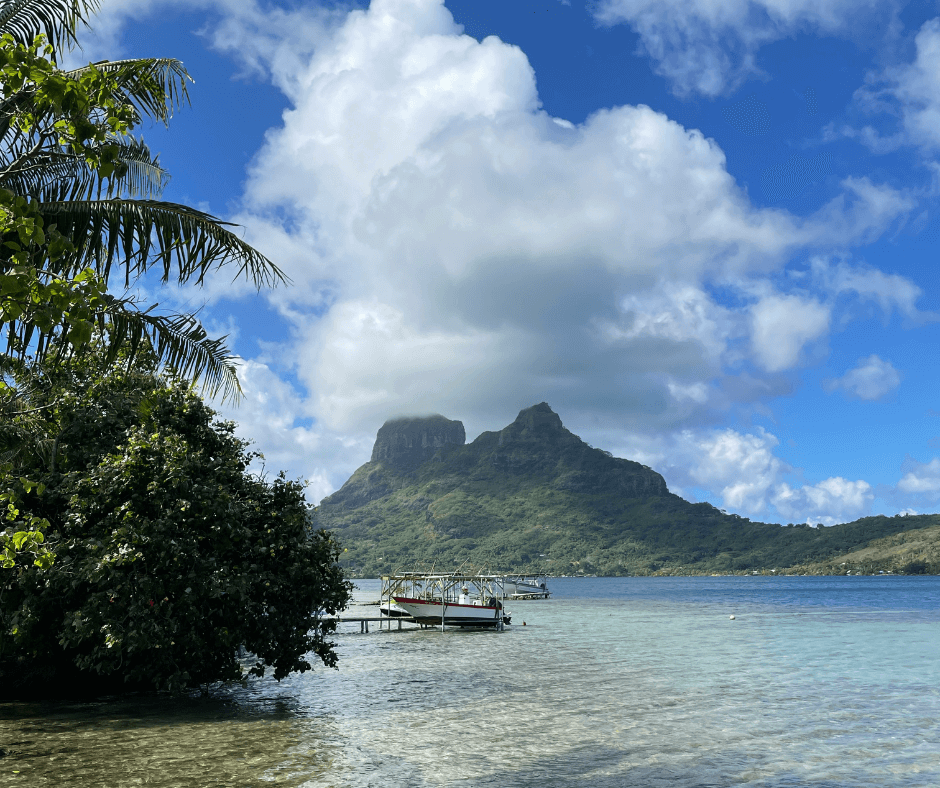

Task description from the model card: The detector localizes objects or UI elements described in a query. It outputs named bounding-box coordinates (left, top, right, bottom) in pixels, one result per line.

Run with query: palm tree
left=0, top=0, right=285, bottom=401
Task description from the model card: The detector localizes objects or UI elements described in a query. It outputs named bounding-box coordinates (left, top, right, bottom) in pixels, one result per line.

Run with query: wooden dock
left=332, top=615, right=418, bottom=633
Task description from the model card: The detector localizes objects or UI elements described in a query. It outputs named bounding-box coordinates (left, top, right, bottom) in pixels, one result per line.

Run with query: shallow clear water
left=2, top=576, right=939, bottom=787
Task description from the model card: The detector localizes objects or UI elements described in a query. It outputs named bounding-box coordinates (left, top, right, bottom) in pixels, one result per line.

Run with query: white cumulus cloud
left=823, top=355, right=901, bottom=400
left=750, top=294, right=830, bottom=372
left=810, top=256, right=929, bottom=321
left=617, top=427, right=788, bottom=516
left=897, top=457, right=940, bottom=495
left=85, top=0, right=919, bottom=450
left=854, top=17, right=940, bottom=153
left=688, top=428, right=787, bottom=513
left=214, top=359, right=373, bottom=502
left=616, top=427, right=883, bottom=524
left=772, top=477, right=874, bottom=525
left=593, top=0, right=895, bottom=97
left=213, top=0, right=914, bottom=443
left=217, top=0, right=828, bottom=442
left=82, top=0, right=927, bottom=519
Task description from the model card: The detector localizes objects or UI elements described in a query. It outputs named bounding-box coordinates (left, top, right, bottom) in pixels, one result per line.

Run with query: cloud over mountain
left=92, top=0, right=936, bottom=526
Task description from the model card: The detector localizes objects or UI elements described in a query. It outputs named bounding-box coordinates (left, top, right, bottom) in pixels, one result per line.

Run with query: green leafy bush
left=1, top=353, right=351, bottom=696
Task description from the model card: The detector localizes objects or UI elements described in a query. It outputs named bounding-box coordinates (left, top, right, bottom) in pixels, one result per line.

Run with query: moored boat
left=378, top=600, right=410, bottom=618
left=391, top=596, right=506, bottom=627
left=381, top=573, right=510, bottom=629
left=498, top=576, right=550, bottom=599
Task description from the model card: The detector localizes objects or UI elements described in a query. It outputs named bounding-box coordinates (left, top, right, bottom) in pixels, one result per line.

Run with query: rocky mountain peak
left=370, top=414, right=466, bottom=471
left=511, top=402, right=564, bottom=434
left=495, top=402, right=577, bottom=450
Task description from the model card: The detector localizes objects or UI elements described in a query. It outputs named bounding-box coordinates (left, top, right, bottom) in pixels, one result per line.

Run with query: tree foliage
left=0, top=2, right=285, bottom=402
left=0, top=0, right=100, bottom=56
left=0, top=347, right=351, bottom=696
left=0, top=1, right=287, bottom=571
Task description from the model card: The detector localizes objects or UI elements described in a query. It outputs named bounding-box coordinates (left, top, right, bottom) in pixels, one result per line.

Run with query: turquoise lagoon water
left=2, top=576, right=939, bottom=786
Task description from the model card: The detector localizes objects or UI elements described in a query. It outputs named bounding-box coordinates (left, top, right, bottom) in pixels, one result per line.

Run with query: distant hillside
left=317, top=403, right=940, bottom=577
left=786, top=524, right=940, bottom=575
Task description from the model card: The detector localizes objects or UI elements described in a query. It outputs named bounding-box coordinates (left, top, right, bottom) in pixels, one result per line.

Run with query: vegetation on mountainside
left=319, top=405, right=940, bottom=577
left=784, top=524, right=940, bottom=576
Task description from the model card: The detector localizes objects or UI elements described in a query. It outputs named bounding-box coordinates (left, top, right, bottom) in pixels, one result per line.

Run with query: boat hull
left=498, top=577, right=550, bottom=599
left=392, top=597, right=504, bottom=627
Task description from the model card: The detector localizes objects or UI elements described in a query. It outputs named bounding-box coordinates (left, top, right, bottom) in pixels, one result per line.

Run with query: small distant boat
left=381, top=573, right=510, bottom=629
left=378, top=600, right=410, bottom=617
left=498, top=576, right=550, bottom=599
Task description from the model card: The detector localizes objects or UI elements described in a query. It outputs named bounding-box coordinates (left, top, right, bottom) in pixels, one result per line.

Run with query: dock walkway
left=331, top=614, right=418, bottom=633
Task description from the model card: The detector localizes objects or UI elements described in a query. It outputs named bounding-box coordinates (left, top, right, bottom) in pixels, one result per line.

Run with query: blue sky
left=81, top=0, right=940, bottom=525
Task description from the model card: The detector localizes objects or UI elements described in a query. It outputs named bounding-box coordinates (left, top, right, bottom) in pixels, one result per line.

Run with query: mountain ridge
left=318, top=403, right=940, bottom=577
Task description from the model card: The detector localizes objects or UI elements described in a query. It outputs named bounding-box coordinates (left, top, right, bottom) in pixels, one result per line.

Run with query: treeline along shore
left=318, top=404, right=940, bottom=578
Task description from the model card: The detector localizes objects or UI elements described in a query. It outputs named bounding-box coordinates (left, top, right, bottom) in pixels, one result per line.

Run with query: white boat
left=498, top=576, right=550, bottom=599
left=381, top=573, right=510, bottom=629
left=378, top=600, right=410, bottom=618
left=391, top=596, right=506, bottom=627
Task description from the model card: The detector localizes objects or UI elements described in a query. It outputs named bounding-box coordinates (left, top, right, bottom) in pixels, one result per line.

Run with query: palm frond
left=0, top=138, right=169, bottom=201
left=101, top=301, right=241, bottom=403
left=2, top=294, right=243, bottom=403
left=0, top=0, right=99, bottom=56
left=0, top=5, right=279, bottom=405
left=0, top=149, right=93, bottom=199
left=65, top=57, right=192, bottom=125
left=37, top=198, right=287, bottom=289
left=112, top=137, right=170, bottom=199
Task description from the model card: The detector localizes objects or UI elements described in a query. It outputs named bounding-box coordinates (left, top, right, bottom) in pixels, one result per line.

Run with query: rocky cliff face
left=484, top=403, right=668, bottom=496
left=324, top=403, right=666, bottom=512
left=370, top=414, right=466, bottom=471
left=507, top=401, right=566, bottom=436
